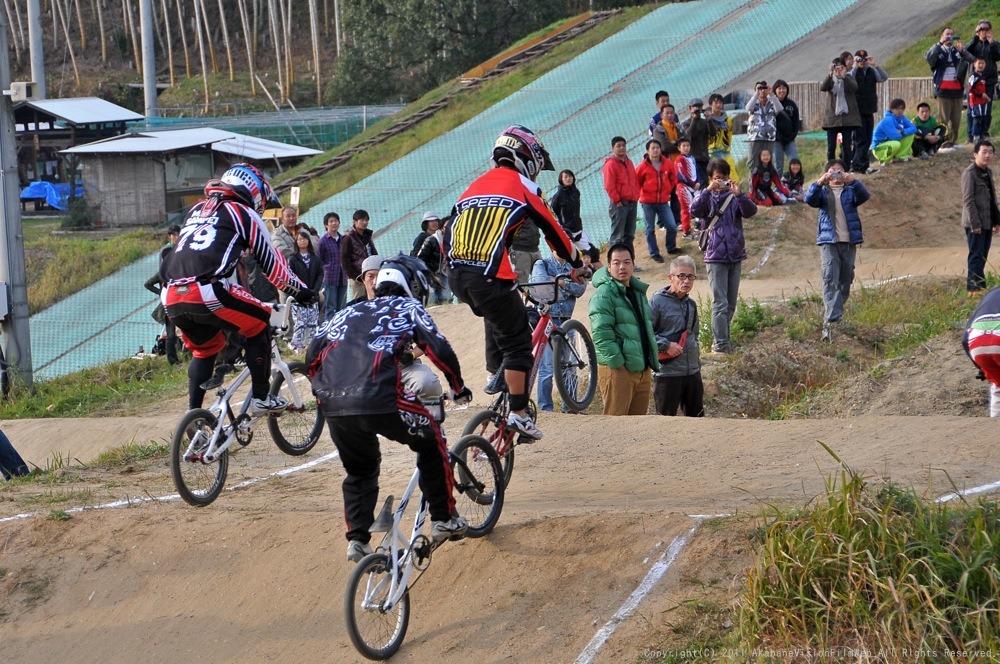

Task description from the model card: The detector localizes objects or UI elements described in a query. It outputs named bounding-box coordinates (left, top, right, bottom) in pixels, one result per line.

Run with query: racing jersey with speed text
left=444, top=167, right=582, bottom=280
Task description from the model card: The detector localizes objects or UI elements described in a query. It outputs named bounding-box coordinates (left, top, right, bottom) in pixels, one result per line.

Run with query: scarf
left=832, top=77, right=848, bottom=116
left=660, top=119, right=680, bottom=143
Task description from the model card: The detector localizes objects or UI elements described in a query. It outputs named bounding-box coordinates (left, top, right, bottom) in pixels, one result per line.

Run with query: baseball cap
left=358, top=255, right=383, bottom=281
left=854, top=49, right=869, bottom=59
left=688, top=98, right=704, bottom=107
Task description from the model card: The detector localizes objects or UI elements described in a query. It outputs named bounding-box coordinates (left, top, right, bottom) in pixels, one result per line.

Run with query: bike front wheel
left=344, top=552, right=410, bottom=660
left=451, top=434, right=505, bottom=537
left=267, top=361, right=323, bottom=456
left=171, top=409, right=228, bottom=506
left=462, top=409, right=514, bottom=488
left=551, top=319, right=598, bottom=412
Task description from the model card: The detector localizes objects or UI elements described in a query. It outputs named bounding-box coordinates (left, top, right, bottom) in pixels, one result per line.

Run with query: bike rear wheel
left=461, top=409, right=514, bottom=488
left=171, top=409, right=228, bottom=506
left=551, top=319, right=598, bottom=412
left=344, top=552, right=410, bottom=660
left=267, top=361, right=323, bottom=456
left=451, top=435, right=504, bottom=537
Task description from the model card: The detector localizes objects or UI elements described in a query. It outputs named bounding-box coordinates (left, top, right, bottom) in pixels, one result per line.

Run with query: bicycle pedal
left=516, top=434, right=536, bottom=446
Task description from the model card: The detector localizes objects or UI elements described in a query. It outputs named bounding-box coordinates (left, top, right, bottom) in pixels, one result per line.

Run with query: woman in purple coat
left=691, top=159, right=758, bottom=353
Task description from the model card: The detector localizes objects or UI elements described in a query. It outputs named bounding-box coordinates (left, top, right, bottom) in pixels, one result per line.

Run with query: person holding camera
left=964, top=21, right=1000, bottom=142
left=848, top=50, right=888, bottom=175
left=803, top=159, right=871, bottom=343
left=690, top=159, right=758, bottom=354
left=820, top=58, right=861, bottom=169
left=926, top=27, right=973, bottom=146
left=745, top=81, right=783, bottom=172
left=682, top=98, right=711, bottom=187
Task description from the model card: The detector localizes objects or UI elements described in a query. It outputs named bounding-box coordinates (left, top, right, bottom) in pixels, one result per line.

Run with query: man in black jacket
left=966, top=20, right=1000, bottom=142
left=306, top=256, right=472, bottom=562
left=849, top=49, right=888, bottom=174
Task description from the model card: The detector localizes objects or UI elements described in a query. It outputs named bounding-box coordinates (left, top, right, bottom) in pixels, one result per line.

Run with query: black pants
left=326, top=413, right=454, bottom=544
left=852, top=114, right=875, bottom=172
left=826, top=127, right=855, bottom=169
left=967, top=227, right=993, bottom=292
left=450, top=269, right=533, bottom=374
left=653, top=373, right=705, bottom=417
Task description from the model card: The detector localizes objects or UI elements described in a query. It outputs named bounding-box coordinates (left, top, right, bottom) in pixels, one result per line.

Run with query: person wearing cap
left=341, top=209, right=378, bottom=301
left=847, top=49, right=888, bottom=175
left=926, top=27, right=974, bottom=148
left=745, top=81, right=783, bottom=171
left=411, top=212, right=450, bottom=304
left=345, top=254, right=384, bottom=307
left=682, top=98, right=711, bottom=187
left=965, top=20, right=1000, bottom=142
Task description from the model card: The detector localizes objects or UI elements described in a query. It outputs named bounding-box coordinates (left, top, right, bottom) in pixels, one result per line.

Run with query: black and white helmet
left=491, top=124, right=554, bottom=181
left=375, top=254, right=433, bottom=305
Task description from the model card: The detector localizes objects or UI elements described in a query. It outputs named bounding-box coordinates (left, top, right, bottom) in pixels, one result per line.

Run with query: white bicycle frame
left=362, top=469, right=430, bottom=613
left=184, top=303, right=309, bottom=462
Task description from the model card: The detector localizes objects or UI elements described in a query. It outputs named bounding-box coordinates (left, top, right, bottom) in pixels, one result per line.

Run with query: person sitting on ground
left=782, top=158, right=806, bottom=201
left=531, top=253, right=588, bottom=412
left=673, top=137, right=699, bottom=239
left=871, top=98, right=918, bottom=165
left=549, top=169, right=602, bottom=268
left=160, top=164, right=316, bottom=413
left=588, top=243, right=658, bottom=416
left=803, top=159, right=871, bottom=343
left=749, top=148, right=793, bottom=206
left=911, top=102, right=949, bottom=158
left=306, top=255, right=472, bottom=562
left=649, top=255, right=704, bottom=417
left=963, top=285, right=1000, bottom=417
left=635, top=139, right=680, bottom=263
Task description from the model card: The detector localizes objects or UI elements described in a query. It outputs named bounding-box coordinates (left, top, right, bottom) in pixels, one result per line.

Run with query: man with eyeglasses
left=965, top=20, right=1000, bottom=142
left=649, top=255, right=704, bottom=417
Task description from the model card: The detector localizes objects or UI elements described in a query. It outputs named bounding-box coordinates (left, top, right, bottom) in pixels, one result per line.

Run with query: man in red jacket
left=603, top=136, right=640, bottom=253
left=635, top=139, right=679, bottom=263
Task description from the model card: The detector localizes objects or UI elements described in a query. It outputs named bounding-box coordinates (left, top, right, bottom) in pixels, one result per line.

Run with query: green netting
left=27, top=0, right=858, bottom=380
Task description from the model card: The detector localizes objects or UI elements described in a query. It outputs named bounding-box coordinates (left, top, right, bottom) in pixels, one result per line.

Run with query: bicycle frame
left=182, top=303, right=308, bottom=463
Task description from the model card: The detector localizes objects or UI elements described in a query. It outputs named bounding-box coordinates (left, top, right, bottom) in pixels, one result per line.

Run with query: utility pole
left=0, top=11, right=35, bottom=391
left=140, top=0, right=157, bottom=117
left=26, top=0, right=44, bottom=99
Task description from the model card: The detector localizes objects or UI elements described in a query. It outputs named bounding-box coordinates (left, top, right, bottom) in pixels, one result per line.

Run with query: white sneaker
left=249, top=394, right=288, bottom=416
left=431, top=516, right=468, bottom=543
left=507, top=412, right=543, bottom=441
left=346, top=540, right=373, bottom=563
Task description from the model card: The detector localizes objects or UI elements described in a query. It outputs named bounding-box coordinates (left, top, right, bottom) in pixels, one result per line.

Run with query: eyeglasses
left=671, top=273, right=696, bottom=281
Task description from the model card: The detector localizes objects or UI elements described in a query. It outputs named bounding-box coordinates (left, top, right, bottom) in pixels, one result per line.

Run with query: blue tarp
left=19, top=181, right=84, bottom=211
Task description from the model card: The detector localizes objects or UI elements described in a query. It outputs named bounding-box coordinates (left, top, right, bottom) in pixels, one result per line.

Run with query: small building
left=61, top=128, right=321, bottom=227
left=13, top=96, right=145, bottom=186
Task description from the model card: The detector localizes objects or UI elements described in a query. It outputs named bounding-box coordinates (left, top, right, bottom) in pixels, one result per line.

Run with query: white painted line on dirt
left=936, top=479, right=1000, bottom=503
left=0, top=451, right=340, bottom=524
left=573, top=518, right=703, bottom=664
left=746, top=210, right=787, bottom=277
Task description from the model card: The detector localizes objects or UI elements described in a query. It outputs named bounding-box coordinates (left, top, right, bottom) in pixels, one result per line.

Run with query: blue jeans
left=706, top=261, right=742, bottom=352
left=323, top=283, right=349, bottom=321
left=641, top=202, right=678, bottom=257
left=0, top=428, right=29, bottom=480
left=773, top=140, right=798, bottom=175
left=536, top=318, right=569, bottom=411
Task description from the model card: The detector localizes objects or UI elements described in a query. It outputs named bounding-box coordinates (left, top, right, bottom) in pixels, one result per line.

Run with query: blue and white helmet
left=216, top=163, right=280, bottom=215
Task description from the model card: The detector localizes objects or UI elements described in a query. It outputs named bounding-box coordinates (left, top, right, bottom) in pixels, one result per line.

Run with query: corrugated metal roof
left=17, top=97, right=145, bottom=124
left=62, top=128, right=321, bottom=160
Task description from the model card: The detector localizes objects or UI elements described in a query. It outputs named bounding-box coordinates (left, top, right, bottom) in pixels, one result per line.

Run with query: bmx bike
left=344, top=395, right=504, bottom=660
left=170, top=303, right=323, bottom=506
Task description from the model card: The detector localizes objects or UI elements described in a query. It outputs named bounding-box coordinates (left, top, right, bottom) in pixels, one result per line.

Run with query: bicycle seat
left=370, top=495, right=396, bottom=533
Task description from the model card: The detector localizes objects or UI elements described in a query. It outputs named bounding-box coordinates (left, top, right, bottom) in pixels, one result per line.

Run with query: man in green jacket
left=588, top=243, right=659, bottom=415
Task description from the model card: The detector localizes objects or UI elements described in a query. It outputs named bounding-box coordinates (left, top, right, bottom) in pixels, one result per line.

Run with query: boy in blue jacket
left=804, top=159, right=871, bottom=342
left=872, top=98, right=918, bottom=165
